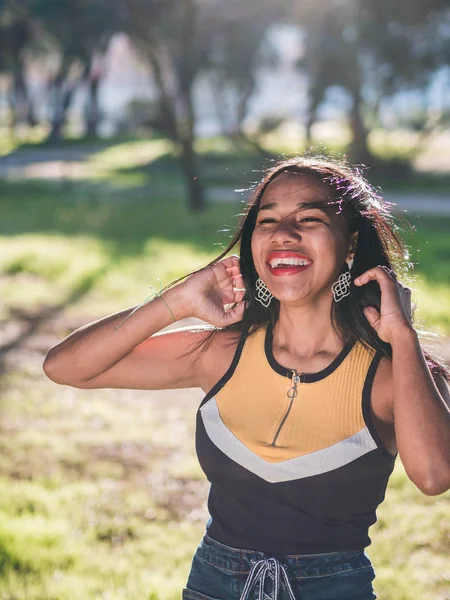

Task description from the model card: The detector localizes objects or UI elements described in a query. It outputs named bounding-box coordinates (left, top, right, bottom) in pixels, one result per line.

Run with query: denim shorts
left=183, top=532, right=377, bottom=600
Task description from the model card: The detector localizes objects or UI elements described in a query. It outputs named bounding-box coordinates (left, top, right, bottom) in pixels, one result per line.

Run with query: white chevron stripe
left=200, top=397, right=377, bottom=483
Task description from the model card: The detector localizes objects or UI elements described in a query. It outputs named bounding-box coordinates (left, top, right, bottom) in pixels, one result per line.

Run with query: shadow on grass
left=0, top=178, right=243, bottom=257
left=0, top=175, right=243, bottom=378
left=0, top=539, right=35, bottom=576
left=0, top=262, right=111, bottom=378
left=0, top=144, right=106, bottom=171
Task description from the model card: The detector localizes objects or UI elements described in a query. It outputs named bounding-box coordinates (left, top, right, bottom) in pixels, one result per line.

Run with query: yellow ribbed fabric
left=215, top=324, right=376, bottom=463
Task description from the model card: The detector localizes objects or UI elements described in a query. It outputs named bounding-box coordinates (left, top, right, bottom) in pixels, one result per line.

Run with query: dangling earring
left=331, top=258, right=354, bottom=302
left=255, top=277, right=273, bottom=307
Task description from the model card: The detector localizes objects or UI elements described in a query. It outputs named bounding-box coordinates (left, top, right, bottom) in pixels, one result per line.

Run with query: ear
left=347, top=232, right=358, bottom=262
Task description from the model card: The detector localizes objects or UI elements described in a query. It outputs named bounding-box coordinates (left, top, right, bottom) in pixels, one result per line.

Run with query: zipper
left=270, top=369, right=303, bottom=447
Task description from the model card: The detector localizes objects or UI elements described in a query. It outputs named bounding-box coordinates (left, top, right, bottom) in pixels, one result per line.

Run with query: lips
left=267, top=263, right=312, bottom=276
left=266, top=250, right=312, bottom=263
left=265, top=250, right=313, bottom=277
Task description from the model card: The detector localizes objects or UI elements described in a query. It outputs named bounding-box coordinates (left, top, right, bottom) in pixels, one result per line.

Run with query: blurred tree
left=359, top=0, right=450, bottom=139
left=294, top=1, right=371, bottom=163
left=33, top=0, right=117, bottom=140
left=202, top=0, right=282, bottom=152
left=121, top=0, right=210, bottom=212
left=0, top=0, right=38, bottom=132
left=121, top=0, right=285, bottom=210
left=292, top=0, right=450, bottom=165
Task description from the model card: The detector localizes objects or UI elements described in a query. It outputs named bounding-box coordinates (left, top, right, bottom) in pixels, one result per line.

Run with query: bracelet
left=114, top=280, right=176, bottom=331
left=155, top=292, right=177, bottom=323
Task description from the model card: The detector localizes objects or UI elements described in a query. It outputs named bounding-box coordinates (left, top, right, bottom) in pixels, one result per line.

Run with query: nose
left=269, top=218, right=301, bottom=245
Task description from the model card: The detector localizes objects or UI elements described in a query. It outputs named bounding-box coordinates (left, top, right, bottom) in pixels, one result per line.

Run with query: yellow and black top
left=196, top=321, right=397, bottom=554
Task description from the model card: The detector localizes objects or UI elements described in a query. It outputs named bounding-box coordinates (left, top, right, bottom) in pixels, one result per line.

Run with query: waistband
left=196, top=533, right=372, bottom=600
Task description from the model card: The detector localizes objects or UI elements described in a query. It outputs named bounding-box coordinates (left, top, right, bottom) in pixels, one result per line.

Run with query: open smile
left=267, top=263, right=312, bottom=276
left=266, top=251, right=313, bottom=276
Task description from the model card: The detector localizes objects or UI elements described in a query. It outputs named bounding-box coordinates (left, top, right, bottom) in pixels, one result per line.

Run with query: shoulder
left=370, top=347, right=450, bottom=418
left=155, top=323, right=241, bottom=356
left=192, top=325, right=245, bottom=394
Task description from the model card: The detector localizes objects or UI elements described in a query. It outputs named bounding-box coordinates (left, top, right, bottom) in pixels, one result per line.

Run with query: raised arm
left=354, top=266, right=450, bottom=496
left=43, top=255, right=246, bottom=391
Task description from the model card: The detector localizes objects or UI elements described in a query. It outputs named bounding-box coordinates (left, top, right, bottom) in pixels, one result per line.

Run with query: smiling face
left=251, top=172, right=358, bottom=304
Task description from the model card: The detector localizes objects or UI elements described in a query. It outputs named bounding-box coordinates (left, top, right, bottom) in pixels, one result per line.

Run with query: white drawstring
left=239, top=557, right=296, bottom=600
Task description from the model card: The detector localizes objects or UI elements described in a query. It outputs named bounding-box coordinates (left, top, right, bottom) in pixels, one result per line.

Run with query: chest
left=201, top=339, right=397, bottom=458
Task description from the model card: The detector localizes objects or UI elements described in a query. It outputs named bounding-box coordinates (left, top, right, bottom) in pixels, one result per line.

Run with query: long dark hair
left=161, top=155, right=450, bottom=381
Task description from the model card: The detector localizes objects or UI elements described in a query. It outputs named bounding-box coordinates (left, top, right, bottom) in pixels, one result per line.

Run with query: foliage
left=290, top=0, right=450, bottom=162
left=201, top=1, right=283, bottom=139
left=2, top=0, right=450, bottom=209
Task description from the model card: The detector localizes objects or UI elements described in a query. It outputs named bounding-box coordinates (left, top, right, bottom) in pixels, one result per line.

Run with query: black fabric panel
left=196, top=412, right=396, bottom=554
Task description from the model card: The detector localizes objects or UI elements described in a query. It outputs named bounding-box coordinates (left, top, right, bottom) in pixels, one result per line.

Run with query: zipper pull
left=287, top=369, right=302, bottom=399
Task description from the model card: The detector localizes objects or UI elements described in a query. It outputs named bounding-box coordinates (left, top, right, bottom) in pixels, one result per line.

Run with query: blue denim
left=183, top=532, right=377, bottom=600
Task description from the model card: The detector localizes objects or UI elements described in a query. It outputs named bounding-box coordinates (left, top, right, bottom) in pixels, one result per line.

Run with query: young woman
left=43, top=156, right=450, bottom=600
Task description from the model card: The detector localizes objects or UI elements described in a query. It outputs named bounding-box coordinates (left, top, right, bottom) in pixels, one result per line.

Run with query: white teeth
left=268, top=257, right=311, bottom=268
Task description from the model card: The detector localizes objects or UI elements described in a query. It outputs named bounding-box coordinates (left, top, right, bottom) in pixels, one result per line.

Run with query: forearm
left=43, top=286, right=192, bottom=384
left=391, top=327, right=450, bottom=495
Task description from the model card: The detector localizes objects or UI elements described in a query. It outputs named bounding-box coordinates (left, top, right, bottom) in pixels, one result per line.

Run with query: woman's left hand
left=353, top=266, right=414, bottom=344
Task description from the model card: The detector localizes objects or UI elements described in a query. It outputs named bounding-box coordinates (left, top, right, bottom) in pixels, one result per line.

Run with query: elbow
left=413, top=471, right=450, bottom=496
left=43, top=354, right=93, bottom=389
left=402, top=449, right=450, bottom=496
left=42, top=351, right=70, bottom=386
left=42, top=357, right=64, bottom=385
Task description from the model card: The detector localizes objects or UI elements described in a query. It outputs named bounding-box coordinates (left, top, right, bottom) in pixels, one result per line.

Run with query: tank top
left=195, top=321, right=398, bottom=554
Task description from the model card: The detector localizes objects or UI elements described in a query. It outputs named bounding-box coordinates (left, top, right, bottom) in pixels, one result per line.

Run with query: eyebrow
left=258, top=201, right=333, bottom=213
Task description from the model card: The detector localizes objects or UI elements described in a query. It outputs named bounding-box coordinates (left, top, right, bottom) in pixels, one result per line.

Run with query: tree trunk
left=47, top=85, right=73, bottom=143
left=177, top=79, right=206, bottom=212
left=305, top=110, right=315, bottom=145
left=47, top=64, right=79, bottom=143
left=12, top=65, right=38, bottom=128
left=349, top=90, right=373, bottom=166
left=179, top=136, right=206, bottom=212
left=305, top=82, right=325, bottom=145
left=85, top=75, right=100, bottom=137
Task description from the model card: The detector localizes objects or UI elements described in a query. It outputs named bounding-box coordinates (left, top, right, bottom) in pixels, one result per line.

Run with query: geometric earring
left=331, top=258, right=354, bottom=303
left=255, top=277, right=273, bottom=307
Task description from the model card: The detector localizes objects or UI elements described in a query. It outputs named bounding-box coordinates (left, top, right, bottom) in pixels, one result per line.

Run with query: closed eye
left=257, top=217, right=323, bottom=224
left=300, top=217, right=322, bottom=223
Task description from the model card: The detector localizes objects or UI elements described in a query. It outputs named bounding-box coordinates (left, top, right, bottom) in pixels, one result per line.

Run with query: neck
left=273, top=293, right=346, bottom=358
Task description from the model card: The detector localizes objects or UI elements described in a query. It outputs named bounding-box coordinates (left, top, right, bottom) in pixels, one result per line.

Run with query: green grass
left=400, top=215, right=450, bottom=335
left=0, top=138, right=449, bottom=599
left=0, top=365, right=206, bottom=600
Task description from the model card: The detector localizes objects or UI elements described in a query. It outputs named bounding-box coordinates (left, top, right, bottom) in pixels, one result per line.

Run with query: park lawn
left=0, top=176, right=449, bottom=333
left=0, top=147, right=449, bottom=598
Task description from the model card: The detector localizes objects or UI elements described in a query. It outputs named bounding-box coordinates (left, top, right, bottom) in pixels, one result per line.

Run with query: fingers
left=215, top=254, right=248, bottom=300
left=231, top=275, right=245, bottom=291
left=220, top=254, right=241, bottom=270
left=223, top=299, right=247, bottom=325
left=380, top=266, right=397, bottom=279
left=218, top=255, right=243, bottom=280
left=354, top=266, right=411, bottom=294
left=220, top=255, right=248, bottom=295
left=354, top=266, right=395, bottom=287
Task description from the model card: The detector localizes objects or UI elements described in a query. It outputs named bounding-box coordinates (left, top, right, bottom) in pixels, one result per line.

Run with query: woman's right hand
left=177, top=254, right=247, bottom=327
